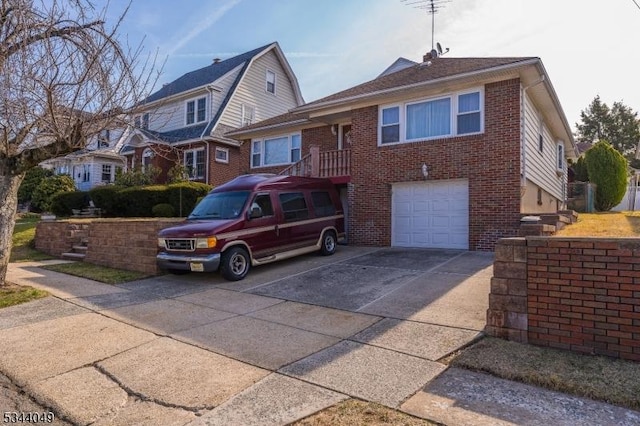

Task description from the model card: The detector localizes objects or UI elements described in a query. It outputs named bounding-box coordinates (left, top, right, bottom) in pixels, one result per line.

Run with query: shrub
left=51, top=191, right=89, bottom=217
left=152, top=203, right=175, bottom=217
left=585, top=140, right=628, bottom=211
left=114, top=166, right=161, bottom=187
left=89, top=186, right=120, bottom=217
left=18, top=166, right=53, bottom=204
left=165, top=182, right=212, bottom=217
left=115, top=185, right=167, bottom=217
left=572, top=156, right=589, bottom=182
left=31, top=175, right=76, bottom=212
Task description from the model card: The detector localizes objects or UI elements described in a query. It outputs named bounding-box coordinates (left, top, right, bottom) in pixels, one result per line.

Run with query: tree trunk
left=0, top=173, right=25, bottom=287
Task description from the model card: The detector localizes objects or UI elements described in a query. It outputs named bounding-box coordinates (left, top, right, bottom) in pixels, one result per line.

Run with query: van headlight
left=158, top=238, right=166, bottom=248
left=196, top=237, right=217, bottom=249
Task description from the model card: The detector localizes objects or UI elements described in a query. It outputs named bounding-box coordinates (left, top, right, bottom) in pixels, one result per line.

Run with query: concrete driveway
left=4, top=247, right=637, bottom=425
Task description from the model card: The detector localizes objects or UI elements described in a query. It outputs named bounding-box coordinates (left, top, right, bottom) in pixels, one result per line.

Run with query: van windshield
left=188, top=191, right=250, bottom=220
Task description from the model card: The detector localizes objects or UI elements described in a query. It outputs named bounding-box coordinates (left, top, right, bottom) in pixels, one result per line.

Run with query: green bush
left=114, top=166, right=161, bottom=187
left=152, top=203, right=175, bottom=217
left=31, top=175, right=76, bottom=212
left=115, top=185, right=167, bottom=217
left=18, top=166, right=53, bottom=204
left=585, top=140, right=628, bottom=211
left=51, top=191, right=89, bottom=217
left=89, top=186, right=120, bottom=217
left=572, top=156, right=589, bottom=182
left=165, top=182, right=211, bottom=217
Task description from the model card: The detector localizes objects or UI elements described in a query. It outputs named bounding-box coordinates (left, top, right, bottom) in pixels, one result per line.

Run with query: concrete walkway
left=2, top=248, right=639, bottom=425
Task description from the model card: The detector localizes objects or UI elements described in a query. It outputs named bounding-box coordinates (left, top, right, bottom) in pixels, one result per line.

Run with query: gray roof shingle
left=144, top=43, right=273, bottom=103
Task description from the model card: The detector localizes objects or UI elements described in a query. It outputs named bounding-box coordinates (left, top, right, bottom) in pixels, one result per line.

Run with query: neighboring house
left=118, top=42, right=303, bottom=186
left=227, top=52, right=577, bottom=251
left=42, top=127, right=128, bottom=191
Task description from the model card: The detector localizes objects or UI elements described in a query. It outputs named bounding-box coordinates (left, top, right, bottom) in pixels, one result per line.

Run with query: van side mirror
left=249, top=206, right=263, bottom=219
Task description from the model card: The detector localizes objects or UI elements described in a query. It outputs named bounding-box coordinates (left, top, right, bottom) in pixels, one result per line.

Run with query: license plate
left=190, top=262, right=204, bottom=272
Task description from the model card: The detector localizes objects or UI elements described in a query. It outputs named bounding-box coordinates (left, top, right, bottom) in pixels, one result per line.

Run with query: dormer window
left=133, top=113, right=149, bottom=130
left=266, top=70, right=276, bottom=94
left=98, top=129, right=110, bottom=148
left=186, top=97, right=207, bottom=125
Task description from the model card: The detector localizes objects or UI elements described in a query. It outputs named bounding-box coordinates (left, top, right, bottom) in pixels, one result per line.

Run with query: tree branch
left=2, top=20, right=103, bottom=59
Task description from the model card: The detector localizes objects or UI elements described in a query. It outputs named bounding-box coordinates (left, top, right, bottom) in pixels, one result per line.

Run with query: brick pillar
left=486, top=237, right=529, bottom=343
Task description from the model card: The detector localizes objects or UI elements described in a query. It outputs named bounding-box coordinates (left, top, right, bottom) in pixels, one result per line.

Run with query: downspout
left=520, top=76, right=545, bottom=197
left=202, top=85, right=217, bottom=185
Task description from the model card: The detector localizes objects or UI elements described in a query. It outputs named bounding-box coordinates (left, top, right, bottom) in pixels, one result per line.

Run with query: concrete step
left=72, top=245, right=88, bottom=252
left=61, top=252, right=85, bottom=260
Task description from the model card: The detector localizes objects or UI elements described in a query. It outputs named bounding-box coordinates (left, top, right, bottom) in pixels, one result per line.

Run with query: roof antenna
left=401, top=0, right=451, bottom=57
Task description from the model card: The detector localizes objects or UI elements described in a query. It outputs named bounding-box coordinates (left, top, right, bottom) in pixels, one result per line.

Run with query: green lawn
left=10, top=216, right=53, bottom=262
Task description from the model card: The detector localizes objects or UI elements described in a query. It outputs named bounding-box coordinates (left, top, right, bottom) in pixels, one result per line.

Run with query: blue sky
left=108, top=0, right=640, bottom=132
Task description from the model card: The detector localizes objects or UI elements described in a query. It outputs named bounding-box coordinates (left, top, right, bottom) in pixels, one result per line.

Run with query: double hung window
left=251, top=134, right=301, bottom=167
left=379, top=89, right=483, bottom=145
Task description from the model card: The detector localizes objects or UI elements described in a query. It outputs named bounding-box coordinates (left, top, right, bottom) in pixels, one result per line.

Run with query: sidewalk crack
left=93, top=364, right=215, bottom=413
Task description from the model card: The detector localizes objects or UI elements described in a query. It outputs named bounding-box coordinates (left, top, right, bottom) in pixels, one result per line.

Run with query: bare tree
left=0, top=0, right=155, bottom=286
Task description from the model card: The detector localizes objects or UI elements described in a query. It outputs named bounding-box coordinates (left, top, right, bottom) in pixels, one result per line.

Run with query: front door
left=338, top=124, right=352, bottom=150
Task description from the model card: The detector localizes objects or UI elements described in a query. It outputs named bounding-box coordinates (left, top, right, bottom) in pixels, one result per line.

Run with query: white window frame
left=101, top=164, right=112, bottom=183
left=98, top=129, right=110, bottom=148
left=378, top=87, right=484, bottom=146
left=251, top=133, right=301, bottom=168
left=142, top=148, right=153, bottom=171
left=241, top=104, right=255, bottom=127
left=556, top=141, right=565, bottom=174
left=185, top=96, right=207, bottom=126
left=214, top=146, right=229, bottom=164
left=184, top=148, right=205, bottom=180
left=266, top=70, right=276, bottom=95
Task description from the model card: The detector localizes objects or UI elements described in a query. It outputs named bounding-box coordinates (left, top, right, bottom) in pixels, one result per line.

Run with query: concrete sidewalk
left=2, top=251, right=639, bottom=425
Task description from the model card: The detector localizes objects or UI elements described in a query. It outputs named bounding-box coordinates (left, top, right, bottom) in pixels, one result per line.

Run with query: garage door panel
left=431, top=215, right=450, bottom=228
left=392, top=180, right=468, bottom=249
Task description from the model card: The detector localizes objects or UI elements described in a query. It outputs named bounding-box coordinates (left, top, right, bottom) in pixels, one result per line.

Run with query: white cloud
left=163, top=0, right=242, bottom=57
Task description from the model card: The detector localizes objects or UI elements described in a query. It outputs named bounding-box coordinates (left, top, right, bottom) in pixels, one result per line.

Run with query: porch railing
left=279, top=146, right=351, bottom=178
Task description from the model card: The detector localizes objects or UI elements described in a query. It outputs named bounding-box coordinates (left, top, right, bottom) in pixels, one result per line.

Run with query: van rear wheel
left=220, top=247, right=251, bottom=281
left=320, top=231, right=337, bottom=256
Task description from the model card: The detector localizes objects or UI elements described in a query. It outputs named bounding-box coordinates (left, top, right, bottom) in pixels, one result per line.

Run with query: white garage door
left=392, top=180, right=469, bottom=249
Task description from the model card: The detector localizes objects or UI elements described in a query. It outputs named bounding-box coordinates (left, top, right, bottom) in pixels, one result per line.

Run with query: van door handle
left=275, top=225, right=279, bottom=237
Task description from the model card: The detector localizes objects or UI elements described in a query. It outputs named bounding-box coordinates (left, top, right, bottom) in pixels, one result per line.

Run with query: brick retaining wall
left=36, top=219, right=182, bottom=275
left=488, top=237, right=640, bottom=362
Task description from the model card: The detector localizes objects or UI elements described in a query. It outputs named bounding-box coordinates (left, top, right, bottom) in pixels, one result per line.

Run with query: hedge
left=50, top=191, right=90, bottom=217
left=52, top=182, right=213, bottom=217
left=88, top=186, right=121, bottom=217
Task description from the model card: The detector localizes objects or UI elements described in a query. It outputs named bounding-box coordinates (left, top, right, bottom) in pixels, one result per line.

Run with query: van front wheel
left=320, top=231, right=337, bottom=256
left=220, top=247, right=251, bottom=281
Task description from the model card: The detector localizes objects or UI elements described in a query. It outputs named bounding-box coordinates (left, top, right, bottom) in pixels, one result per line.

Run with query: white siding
left=143, top=65, right=243, bottom=135
left=219, top=50, right=299, bottom=129
left=523, top=91, right=565, bottom=200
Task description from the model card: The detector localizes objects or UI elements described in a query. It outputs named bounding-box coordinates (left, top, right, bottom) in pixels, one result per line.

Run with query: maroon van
left=157, top=174, right=345, bottom=281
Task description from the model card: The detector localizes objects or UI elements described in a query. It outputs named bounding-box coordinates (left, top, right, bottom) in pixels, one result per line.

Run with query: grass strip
left=0, top=284, right=49, bottom=309
left=42, top=262, right=150, bottom=285
left=451, top=337, right=640, bottom=410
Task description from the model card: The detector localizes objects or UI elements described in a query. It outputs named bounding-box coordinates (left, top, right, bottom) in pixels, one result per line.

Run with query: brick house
left=227, top=53, right=578, bottom=250
left=117, top=42, right=304, bottom=187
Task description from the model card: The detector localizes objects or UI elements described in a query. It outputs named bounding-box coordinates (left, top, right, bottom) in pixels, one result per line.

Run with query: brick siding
left=36, top=219, right=182, bottom=275
left=488, top=237, right=640, bottom=362
left=348, top=79, right=522, bottom=250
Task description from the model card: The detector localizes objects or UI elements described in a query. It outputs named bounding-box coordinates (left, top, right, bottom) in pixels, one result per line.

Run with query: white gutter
left=520, top=76, right=546, bottom=195
left=226, top=118, right=311, bottom=138
left=293, top=58, right=541, bottom=114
